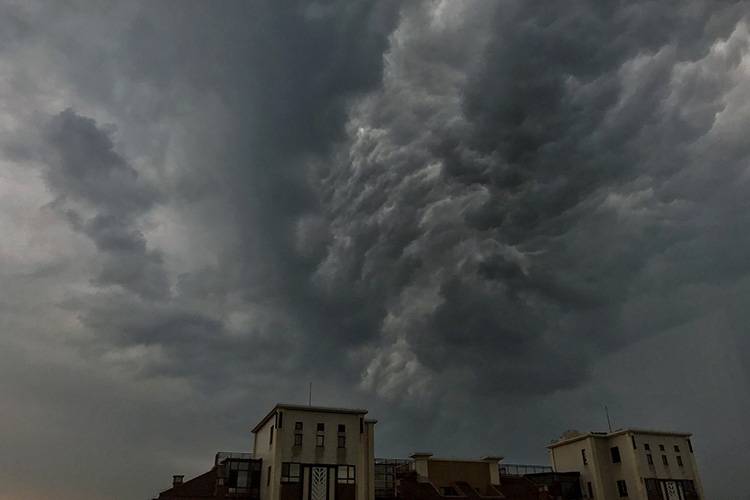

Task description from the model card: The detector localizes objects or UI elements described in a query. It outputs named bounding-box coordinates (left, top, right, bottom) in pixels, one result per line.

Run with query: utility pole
left=605, top=405, right=613, bottom=432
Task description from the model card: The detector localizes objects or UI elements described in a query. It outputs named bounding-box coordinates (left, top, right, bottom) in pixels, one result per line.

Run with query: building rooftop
left=251, top=403, right=368, bottom=433
left=547, top=428, right=692, bottom=448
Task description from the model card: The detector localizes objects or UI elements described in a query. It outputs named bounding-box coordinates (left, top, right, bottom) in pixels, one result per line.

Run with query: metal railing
left=499, top=463, right=553, bottom=476
left=215, top=451, right=255, bottom=465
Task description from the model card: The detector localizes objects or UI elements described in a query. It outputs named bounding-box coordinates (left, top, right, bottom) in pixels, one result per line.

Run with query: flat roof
left=252, top=403, right=368, bottom=433
left=547, top=428, right=692, bottom=449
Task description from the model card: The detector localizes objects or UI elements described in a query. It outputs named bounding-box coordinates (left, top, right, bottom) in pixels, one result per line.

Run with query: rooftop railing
left=215, top=451, right=255, bottom=465
left=499, top=463, right=553, bottom=476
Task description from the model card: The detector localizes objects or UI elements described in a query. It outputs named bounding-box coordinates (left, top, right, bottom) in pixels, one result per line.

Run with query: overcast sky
left=1, top=1, right=749, bottom=499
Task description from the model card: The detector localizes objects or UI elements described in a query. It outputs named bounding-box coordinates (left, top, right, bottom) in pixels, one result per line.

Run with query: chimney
left=410, top=453, right=433, bottom=479
left=173, top=475, right=184, bottom=487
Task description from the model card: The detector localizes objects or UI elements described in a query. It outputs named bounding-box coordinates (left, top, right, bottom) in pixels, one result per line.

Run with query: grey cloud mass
left=0, top=0, right=749, bottom=499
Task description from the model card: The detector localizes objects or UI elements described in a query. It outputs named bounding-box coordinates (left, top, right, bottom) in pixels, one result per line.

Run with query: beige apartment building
left=252, top=404, right=376, bottom=500
left=548, top=429, right=704, bottom=500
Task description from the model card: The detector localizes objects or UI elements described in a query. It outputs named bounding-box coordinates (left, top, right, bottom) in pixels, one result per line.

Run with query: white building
left=548, top=429, right=704, bottom=500
left=252, top=404, right=376, bottom=500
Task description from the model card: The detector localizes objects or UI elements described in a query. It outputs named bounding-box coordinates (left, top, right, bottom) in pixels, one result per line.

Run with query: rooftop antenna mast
left=605, top=405, right=613, bottom=432
left=308, top=382, right=312, bottom=406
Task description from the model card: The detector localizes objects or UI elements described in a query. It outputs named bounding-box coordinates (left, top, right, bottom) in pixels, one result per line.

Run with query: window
left=278, top=411, right=283, bottom=429
left=360, top=417, right=364, bottom=433
left=676, top=456, right=683, bottom=467
left=644, top=443, right=650, bottom=451
left=682, top=480, right=697, bottom=495
left=337, top=465, right=355, bottom=484
left=226, top=461, right=250, bottom=489
left=269, top=426, right=274, bottom=446
left=317, top=423, right=325, bottom=447
left=294, top=421, right=303, bottom=447
left=674, top=445, right=680, bottom=453
left=267, top=466, right=272, bottom=486
left=581, top=449, right=588, bottom=465
left=610, top=446, right=621, bottom=464
left=281, top=462, right=301, bottom=483
left=662, top=455, right=669, bottom=466
left=687, top=439, right=693, bottom=453
left=616, top=480, right=628, bottom=497
left=659, top=444, right=665, bottom=451
left=338, top=424, right=346, bottom=448
left=645, top=479, right=660, bottom=496
left=631, top=436, right=637, bottom=449
left=647, top=454, right=654, bottom=465
left=587, top=482, right=594, bottom=498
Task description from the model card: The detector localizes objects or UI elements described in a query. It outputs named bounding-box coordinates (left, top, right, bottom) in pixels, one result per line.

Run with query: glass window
left=338, top=424, right=346, bottom=433
left=647, top=454, right=654, bottom=465
left=338, top=435, right=346, bottom=448
left=337, top=465, right=355, bottom=484
left=616, top=480, right=628, bottom=497
left=281, top=462, right=301, bottom=483
left=674, top=445, right=680, bottom=453
left=294, top=433, right=303, bottom=447
left=676, top=456, right=683, bottom=467
left=587, top=482, right=594, bottom=498
left=610, top=446, right=621, bottom=464
left=295, top=421, right=303, bottom=431
left=238, top=471, right=249, bottom=487
left=581, top=449, right=588, bottom=465
left=659, top=444, right=665, bottom=451
left=644, top=443, right=650, bottom=451
left=662, top=455, right=669, bottom=466
left=316, top=434, right=325, bottom=447
left=317, top=423, right=325, bottom=432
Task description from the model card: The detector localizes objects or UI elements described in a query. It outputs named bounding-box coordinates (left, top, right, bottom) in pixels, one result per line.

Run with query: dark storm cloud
left=38, top=109, right=169, bottom=299
left=2, top=0, right=750, bottom=498
left=312, top=0, right=750, bottom=401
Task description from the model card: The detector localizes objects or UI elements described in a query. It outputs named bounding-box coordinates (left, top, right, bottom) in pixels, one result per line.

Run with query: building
left=251, top=404, right=376, bottom=500
left=152, top=404, right=705, bottom=500
left=155, top=452, right=263, bottom=499
left=547, top=429, right=704, bottom=500
left=396, top=453, right=506, bottom=499
left=374, top=458, right=411, bottom=500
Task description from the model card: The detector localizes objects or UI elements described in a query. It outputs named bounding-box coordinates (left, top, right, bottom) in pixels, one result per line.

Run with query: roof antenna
left=308, top=382, right=312, bottom=406
left=605, top=405, right=613, bottom=433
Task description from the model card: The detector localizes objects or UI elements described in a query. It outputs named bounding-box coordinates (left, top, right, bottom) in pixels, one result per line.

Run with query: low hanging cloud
left=0, top=1, right=749, bottom=499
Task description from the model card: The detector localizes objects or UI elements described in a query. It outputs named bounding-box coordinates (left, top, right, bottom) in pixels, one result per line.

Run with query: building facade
left=251, top=404, right=376, bottom=500
left=548, top=430, right=704, bottom=500
left=155, top=452, right=263, bottom=500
